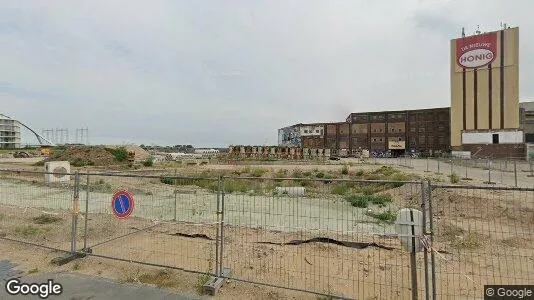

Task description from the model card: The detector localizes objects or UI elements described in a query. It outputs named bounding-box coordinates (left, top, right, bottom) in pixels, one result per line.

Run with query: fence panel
left=429, top=184, right=534, bottom=299
left=0, top=169, right=76, bottom=252
left=220, top=176, right=426, bottom=299
left=79, top=173, right=219, bottom=276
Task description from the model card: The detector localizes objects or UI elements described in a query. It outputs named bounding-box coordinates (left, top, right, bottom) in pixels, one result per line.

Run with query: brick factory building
left=278, top=107, right=450, bottom=157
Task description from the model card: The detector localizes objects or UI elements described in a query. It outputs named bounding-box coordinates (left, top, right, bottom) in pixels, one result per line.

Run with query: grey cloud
left=1, top=0, right=533, bottom=147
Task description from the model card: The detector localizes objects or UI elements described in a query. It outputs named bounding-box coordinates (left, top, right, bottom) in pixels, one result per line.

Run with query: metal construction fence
left=0, top=169, right=532, bottom=299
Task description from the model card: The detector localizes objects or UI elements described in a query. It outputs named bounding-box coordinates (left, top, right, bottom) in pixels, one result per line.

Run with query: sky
left=1, top=0, right=533, bottom=147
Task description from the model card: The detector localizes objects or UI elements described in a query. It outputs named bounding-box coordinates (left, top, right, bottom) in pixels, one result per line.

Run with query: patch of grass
left=452, top=231, right=483, bottom=249
left=315, top=172, right=325, bottom=179
left=160, top=177, right=174, bottom=185
left=353, top=184, right=381, bottom=195
left=71, top=157, right=95, bottom=167
left=196, top=273, right=211, bottom=295
left=32, top=214, right=62, bottom=224
left=14, top=225, right=47, bottom=237
left=345, top=194, right=369, bottom=208
left=332, top=183, right=349, bottom=195
left=0, top=213, right=4, bottom=221
left=450, top=173, right=459, bottom=184
left=368, top=193, right=393, bottom=206
left=341, top=165, right=349, bottom=175
left=354, top=170, right=365, bottom=177
left=345, top=194, right=393, bottom=208
left=32, top=160, right=46, bottom=166
left=365, top=210, right=397, bottom=223
left=142, top=157, right=154, bottom=167
left=105, top=147, right=129, bottom=162
left=291, top=169, right=304, bottom=178
left=72, top=262, right=81, bottom=271
left=27, top=268, right=39, bottom=274
left=223, top=179, right=254, bottom=194
left=250, top=168, right=267, bottom=177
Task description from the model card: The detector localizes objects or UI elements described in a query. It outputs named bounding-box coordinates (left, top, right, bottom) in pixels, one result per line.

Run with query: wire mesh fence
left=0, top=169, right=76, bottom=252
left=428, top=184, right=534, bottom=299
left=220, top=177, right=425, bottom=299
left=1, top=168, right=534, bottom=299
left=80, top=173, right=220, bottom=277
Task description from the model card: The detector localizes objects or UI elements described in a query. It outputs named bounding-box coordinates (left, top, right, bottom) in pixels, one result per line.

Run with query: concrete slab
left=0, top=272, right=203, bottom=300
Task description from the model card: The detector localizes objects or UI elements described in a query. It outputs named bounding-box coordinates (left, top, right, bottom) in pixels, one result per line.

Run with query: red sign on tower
left=456, top=32, right=497, bottom=69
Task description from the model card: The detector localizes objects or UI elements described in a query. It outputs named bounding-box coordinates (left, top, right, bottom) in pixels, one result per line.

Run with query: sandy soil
left=1, top=185, right=532, bottom=299
left=1, top=161, right=533, bottom=299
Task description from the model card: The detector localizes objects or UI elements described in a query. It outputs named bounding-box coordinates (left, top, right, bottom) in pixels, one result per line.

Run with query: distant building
left=279, top=107, right=450, bottom=156
left=194, top=149, right=220, bottom=155
left=0, top=115, right=21, bottom=148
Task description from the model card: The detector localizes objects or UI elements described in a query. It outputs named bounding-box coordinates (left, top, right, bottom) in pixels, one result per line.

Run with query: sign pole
left=410, top=209, right=418, bottom=300
left=71, top=172, right=80, bottom=253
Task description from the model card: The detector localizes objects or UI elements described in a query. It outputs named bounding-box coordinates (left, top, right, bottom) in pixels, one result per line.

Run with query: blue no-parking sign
left=111, top=190, right=135, bottom=219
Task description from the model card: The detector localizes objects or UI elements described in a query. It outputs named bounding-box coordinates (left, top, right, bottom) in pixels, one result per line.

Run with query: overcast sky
left=1, top=0, right=533, bottom=147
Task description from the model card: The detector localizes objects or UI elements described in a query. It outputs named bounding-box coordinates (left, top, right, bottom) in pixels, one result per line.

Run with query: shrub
left=32, top=215, right=62, bottom=224
left=105, top=147, right=129, bottom=162
left=332, top=183, right=349, bottom=195
left=160, top=177, right=174, bottom=185
left=365, top=210, right=397, bottom=223
left=341, top=166, right=349, bottom=175
left=142, top=157, right=154, bottom=167
left=345, top=194, right=369, bottom=208
left=345, top=193, right=393, bottom=208
left=315, top=172, right=325, bottom=179
left=71, top=157, right=94, bottom=167
left=250, top=168, right=267, bottom=177
left=354, top=170, right=365, bottom=177
left=450, top=172, right=460, bottom=184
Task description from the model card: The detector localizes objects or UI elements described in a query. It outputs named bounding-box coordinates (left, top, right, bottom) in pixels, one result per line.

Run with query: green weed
left=142, top=157, right=154, bottom=167
left=332, top=183, right=349, bottom=195
left=105, top=147, right=128, bottom=162
left=365, top=210, right=397, bottom=223
left=32, top=215, right=62, bottom=224
left=345, top=194, right=392, bottom=208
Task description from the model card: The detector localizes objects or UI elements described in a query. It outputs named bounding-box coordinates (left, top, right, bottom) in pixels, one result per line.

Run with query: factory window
left=316, top=130, right=319, bottom=133
left=372, top=138, right=376, bottom=142
left=492, top=134, right=499, bottom=144
left=379, top=138, right=383, bottom=142
left=391, top=128, right=395, bottom=132
left=303, top=130, right=308, bottom=133
left=379, top=128, right=383, bottom=132
left=419, top=127, right=425, bottom=132
left=398, top=137, right=402, bottom=141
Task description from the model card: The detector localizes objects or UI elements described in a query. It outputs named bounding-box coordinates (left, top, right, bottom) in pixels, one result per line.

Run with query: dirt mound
left=50, top=146, right=118, bottom=166
left=107, top=145, right=151, bottom=162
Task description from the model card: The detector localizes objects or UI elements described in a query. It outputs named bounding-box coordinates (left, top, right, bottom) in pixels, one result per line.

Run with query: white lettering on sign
left=458, top=48, right=494, bottom=68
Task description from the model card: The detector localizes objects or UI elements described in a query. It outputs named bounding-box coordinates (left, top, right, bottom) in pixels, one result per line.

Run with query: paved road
left=0, top=272, right=202, bottom=300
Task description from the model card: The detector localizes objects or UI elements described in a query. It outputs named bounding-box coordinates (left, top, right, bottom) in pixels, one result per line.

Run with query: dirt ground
left=1, top=185, right=533, bottom=300
left=1, top=159, right=533, bottom=299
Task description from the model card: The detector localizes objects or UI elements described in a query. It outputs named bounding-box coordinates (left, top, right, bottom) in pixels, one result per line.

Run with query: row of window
left=303, top=129, right=323, bottom=134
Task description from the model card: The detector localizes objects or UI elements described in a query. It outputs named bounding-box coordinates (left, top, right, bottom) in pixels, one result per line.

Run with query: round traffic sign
left=111, top=190, right=135, bottom=219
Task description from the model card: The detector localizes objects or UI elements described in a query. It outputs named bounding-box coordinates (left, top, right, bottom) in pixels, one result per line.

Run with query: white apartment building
left=0, top=115, right=21, bottom=148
